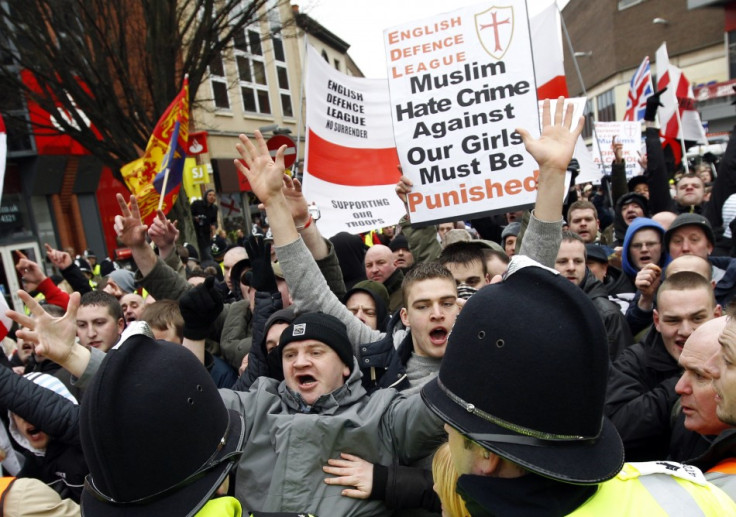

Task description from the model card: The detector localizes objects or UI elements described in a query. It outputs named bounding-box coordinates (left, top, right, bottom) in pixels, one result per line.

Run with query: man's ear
left=117, top=318, right=125, bottom=333
left=653, top=309, right=661, bottom=333
left=715, top=304, right=723, bottom=318
left=400, top=307, right=409, bottom=327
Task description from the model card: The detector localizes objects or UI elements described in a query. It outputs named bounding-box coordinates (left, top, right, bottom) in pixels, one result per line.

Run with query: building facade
left=561, top=0, right=734, bottom=139
left=0, top=0, right=360, bottom=312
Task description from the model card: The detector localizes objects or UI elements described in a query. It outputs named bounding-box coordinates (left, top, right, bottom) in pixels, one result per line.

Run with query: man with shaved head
left=222, top=246, right=249, bottom=302
left=672, top=317, right=736, bottom=497
left=364, top=244, right=403, bottom=311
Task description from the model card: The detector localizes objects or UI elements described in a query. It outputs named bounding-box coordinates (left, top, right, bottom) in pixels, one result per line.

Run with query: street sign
left=266, top=134, right=297, bottom=169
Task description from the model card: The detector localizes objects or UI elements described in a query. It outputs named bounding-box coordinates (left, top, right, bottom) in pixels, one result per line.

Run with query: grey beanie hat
left=107, top=269, right=136, bottom=294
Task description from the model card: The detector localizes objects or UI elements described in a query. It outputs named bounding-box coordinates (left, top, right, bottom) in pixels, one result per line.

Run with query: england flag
left=623, top=56, right=654, bottom=122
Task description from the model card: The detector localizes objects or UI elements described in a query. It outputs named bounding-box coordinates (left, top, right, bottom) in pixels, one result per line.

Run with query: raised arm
left=517, top=97, right=584, bottom=224
left=114, top=193, right=157, bottom=276
left=235, top=132, right=383, bottom=350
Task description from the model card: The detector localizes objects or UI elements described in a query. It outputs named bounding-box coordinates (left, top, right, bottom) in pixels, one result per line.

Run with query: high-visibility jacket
left=0, top=476, right=16, bottom=507
left=195, top=496, right=241, bottom=516
left=709, top=458, right=736, bottom=475
left=568, top=462, right=736, bottom=516
left=194, top=496, right=318, bottom=517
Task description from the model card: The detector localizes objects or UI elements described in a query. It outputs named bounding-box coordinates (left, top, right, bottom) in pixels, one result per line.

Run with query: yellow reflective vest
left=568, top=462, right=736, bottom=516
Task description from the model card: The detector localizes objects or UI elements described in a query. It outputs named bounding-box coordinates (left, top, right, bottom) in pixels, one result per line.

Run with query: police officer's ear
left=475, top=447, right=501, bottom=476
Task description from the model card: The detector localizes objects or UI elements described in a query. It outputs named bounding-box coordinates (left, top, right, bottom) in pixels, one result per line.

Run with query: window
left=596, top=90, right=615, bottom=122
left=322, top=50, right=329, bottom=62
left=209, top=52, right=230, bottom=110
left=334, top=59, right=341, bottom=71
left=234, top=25, right=270, bottom=114
left=267, top=1, right=293, bottom=118
left=618, top=0, right=646, bottom=9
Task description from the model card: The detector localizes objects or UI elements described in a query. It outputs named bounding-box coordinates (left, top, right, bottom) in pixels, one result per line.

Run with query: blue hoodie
left=621, top=217, right=671, bottom=279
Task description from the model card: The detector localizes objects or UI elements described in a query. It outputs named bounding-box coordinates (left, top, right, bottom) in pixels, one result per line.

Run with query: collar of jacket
left=277, top=358, right=367, bottom=415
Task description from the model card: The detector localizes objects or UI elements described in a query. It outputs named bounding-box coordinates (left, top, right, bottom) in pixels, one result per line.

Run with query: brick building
left=561, top=0, right=734, bottom=137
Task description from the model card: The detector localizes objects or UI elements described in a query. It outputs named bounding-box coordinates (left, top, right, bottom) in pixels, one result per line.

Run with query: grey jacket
left=77, top=350, right=444, bottom=515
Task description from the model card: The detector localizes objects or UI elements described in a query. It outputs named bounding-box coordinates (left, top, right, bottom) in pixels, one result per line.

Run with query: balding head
left=676, top=317, right=731, bottom=435
left=365, top=244, right=396, bottom=284
left=223, top=246, right=248, bottom=291
left=652, top=211, right=677, bottom=231
left=666, top=254, right=712, bottom=283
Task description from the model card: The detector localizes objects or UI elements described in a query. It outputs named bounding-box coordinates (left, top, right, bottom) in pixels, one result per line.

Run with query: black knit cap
left=618, top=192, right=648, bottom=215
left=664, top=213, right=715, bottom=250
left=421, top=261, right=624, bottom=484
left=389, top=234, right=409, bottom=252
left=279, top=312, right=354, bottom=371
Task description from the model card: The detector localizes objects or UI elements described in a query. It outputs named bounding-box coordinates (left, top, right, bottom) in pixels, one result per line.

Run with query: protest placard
left=592, top=121, right=643, bottom=178
left=385, top=1, right=540, bottom=224
left=303, top=45, right=406, bottom=238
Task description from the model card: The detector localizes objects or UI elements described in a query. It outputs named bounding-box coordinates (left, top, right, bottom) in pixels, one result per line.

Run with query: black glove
left=644, top=87, right=667, bottom=122
left=179, top=276, right=224, bottom=340
left=244, top=235, right=278, bottom=293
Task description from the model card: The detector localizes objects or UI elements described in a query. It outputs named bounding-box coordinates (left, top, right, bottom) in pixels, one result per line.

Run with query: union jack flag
left=623, top=56, right=653, bottom=121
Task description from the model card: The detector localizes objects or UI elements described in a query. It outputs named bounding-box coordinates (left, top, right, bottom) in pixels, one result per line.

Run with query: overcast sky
left=293, top=0, right=570, bottom=78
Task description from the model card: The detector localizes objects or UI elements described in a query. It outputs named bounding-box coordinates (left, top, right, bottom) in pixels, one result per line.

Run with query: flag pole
left=673, top=104, right=690, bottom=174
left=295, top=31, right=309, bottom=179
left=559, top=7, right=609, bottom=197
left=157, top=168, right=170, bottom=211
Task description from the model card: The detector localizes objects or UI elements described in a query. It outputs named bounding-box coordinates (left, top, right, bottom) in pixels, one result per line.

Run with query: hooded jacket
left=621, top=217, right=670, bottom=280
left=578, top=270, right=633, bottom=362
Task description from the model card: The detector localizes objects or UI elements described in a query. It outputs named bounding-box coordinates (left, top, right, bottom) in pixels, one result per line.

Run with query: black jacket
left=688, top=429, right=736, bottom=471
left=579, top=270, right=633, bottom=362
left=605, top=328, right=680, bottom=461
left=358, top=311, right=411, bottom=394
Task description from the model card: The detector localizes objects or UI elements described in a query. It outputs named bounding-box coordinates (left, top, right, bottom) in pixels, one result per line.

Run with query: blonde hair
left=432, top=443, right=470, bottom=517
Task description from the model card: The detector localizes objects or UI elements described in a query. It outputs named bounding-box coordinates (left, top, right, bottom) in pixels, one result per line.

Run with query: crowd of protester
left=3, top=95, right=736, bottom=515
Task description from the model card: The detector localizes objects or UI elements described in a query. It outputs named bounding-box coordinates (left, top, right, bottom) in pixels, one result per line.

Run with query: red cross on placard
left=480, top=11, right=510, bottom=52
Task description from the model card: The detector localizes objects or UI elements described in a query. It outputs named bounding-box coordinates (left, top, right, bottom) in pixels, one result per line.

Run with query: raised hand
left=148, top=209, right=179, bottom=257
left=14, top=251, right=46, bottom=292
left=612, top=136, right=623, bottom=164
left=282, top=175, right=310, bottom=226
left=244, top=235, right=277, bottom=293
left=6, top=290, right=81, bottom=368
left=234, top=130, right=287, bottom=207
left=179, top=276, right=224, bottom=340
left=644, top=87, right=667, bottom=122
left=114, top=193, right=148, bottom=249
left=395, top=175, right=413, bottom=205
left=45, top=243, right=72, bottom=270
left=517, top=97, right=584, bottom=174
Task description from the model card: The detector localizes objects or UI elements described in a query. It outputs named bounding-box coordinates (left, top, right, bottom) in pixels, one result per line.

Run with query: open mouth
left=297, top=374, right=317, bottom=387
left=429, top=327, right=448, bottom=345
left=639, top=255, right=651, bottom=263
